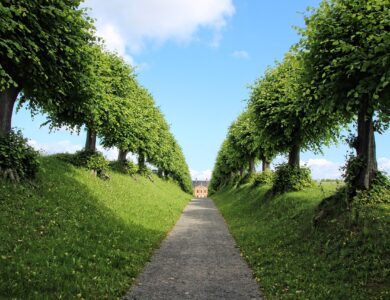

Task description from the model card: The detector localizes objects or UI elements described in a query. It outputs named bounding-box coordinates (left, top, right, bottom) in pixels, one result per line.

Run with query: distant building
left=193, top=180, right=209, bottom=198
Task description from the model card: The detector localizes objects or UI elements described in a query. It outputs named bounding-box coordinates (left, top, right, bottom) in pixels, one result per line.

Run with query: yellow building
left=193, top=180, right=209, bottom=198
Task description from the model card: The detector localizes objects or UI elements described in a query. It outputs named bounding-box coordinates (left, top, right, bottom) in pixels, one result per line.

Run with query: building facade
left=193, top=180, right=209, bottom=198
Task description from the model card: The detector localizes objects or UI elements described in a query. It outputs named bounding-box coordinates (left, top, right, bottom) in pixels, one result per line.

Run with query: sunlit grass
left=212, top=182, right=390, bottom=299
left=0, top=156, right=191, bottom=298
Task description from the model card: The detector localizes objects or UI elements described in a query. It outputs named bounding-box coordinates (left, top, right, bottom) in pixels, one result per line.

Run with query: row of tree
left=0, top=0, right=192, bottom=193
left=210, top=0, right=389, bottom=198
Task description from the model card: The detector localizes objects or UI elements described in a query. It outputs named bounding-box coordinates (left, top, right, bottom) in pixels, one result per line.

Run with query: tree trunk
left=353, top=98, right=378, bottom=191
left=138, top=151, right=145, bottom=171
left=239, top=167, right=244, bottom=177
left=288, top=143, right=300, bottom=167
left=0, top=87, right=19, bottom=137
left=248, top=157, right=255, bottom=174
left=85, top=128, right=97, bottom=152
left=117, top=149, right=128, bottom=162
left=262, top=158, right=271, bottom=171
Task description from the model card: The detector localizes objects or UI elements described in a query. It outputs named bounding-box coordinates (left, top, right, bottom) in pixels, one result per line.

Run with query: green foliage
left=272, top=164, right=313, bottom=193
left=85, top=153, right=109, bottom=177
left=238, top=172, right=253, bottom=185
left=1, top=3, right=192, bottom=193
left=110, top=160, right=138, bottom=176
left=0, top=0, right=95, bottom=115
left=98, top=79, right=192, bottom=194
left=57, top=150, right=109, bottom=178
left=0, top=156, right=191, bottom=298
left=138, top=166, right=153, bottom=178
left=227, top=110, right=260, bottom=172
left=70, top=150, right=97, bottom=167
left=301, top=0, right=390, bottom=126
left=210, top=108, right=275, bottom=192
left=52, top=152, right=75, bottom=163
left=213, top=183, right=390, bottom=299
left=354, top=172, right=390, bottom=206
left=0, top=130, right=39, bottom=180
left=212, top=49, right=340, bottom=194
left=249, top=52, right=340, bottom=158
left=341, top=152, right=364, bottom=188
left=301, top=0, right=390, bottom=191
left=226, top=173, right=242, bottom=188
left=46, top=46, right=136, bottom=136
left=210, top=140, right=235, bottom=192
left=252, top=171, right=274, bottom=187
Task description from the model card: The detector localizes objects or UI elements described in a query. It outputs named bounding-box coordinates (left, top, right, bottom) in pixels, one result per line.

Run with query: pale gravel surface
left=123, top=198, right=264, bottom=300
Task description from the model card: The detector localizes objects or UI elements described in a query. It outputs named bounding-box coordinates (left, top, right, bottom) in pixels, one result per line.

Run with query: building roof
left=192, top=180, right=210, bottom=187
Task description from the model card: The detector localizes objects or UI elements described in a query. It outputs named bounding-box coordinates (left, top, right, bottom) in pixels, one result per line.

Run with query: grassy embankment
left=212, top=182, right=389, bottom=299
left=0, top=156, right=191, bottom=298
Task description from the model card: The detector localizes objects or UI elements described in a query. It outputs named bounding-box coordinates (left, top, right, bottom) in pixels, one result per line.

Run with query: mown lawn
left=212, top=182, right=390, bottom=299
left=0, top=156, right=191, bottom=299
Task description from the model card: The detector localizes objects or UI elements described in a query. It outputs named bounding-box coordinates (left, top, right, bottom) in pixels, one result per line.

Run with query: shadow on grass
left=0, top=158, right=165, bottom=299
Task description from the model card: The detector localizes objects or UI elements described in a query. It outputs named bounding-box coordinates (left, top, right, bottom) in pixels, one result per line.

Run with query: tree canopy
left=249, top=52, right=340, bottom=167
left=0, top=1, right=192, bottom=192
left=211, top=0, right=389, bottom=197
left=301, top=0, right=390, bottom=191
left=0, top=0, right=95, bottom=136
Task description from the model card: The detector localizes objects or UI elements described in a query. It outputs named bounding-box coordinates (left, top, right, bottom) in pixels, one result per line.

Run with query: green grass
left=0, top=156, right=191, bottom=299
left=212, top=183, right=390, bottom=299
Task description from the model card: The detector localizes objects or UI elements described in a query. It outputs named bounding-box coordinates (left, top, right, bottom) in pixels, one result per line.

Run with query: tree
left=209, top=137, right=242, bottom=191
left=0, top=0, right=94, bottom=136
left=249, top=52, right=340, bottom=168
left=247, top=107, right=274, bottom=172
left=99, top=84, right=157, bottom=166
left=228, top=111, right=259, bottom=175
left=301, top=0, right=390, bottom=192
left=98, top=79, right=193, bottom=193
left=45, top=45, right=136, bottom=154
left=209, top=140, right=232, bottom=192
left=163, top=136, right=193, bottom=193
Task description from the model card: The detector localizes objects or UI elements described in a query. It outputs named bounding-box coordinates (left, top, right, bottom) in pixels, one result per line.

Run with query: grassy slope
left=0, top=156, right=191, bottom=299
left=212, top=183, right=389, bottom=299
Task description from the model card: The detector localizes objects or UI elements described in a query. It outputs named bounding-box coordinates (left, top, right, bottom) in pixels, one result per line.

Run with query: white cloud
left=301, top=158, right=342, bottom=180
left=190, top=169, right=212, bottom=181
left=231, top=50, right=250, bottom=59
left=97, top=24, right=135, bottom=64
left=96, top=145, right=119, bottom=161
left=28, top=139, right=83, bottom=154
left=87, top=0, right=235, bottom=54
left=269, top=156, right=342, bottom=179
left=268, top=157, right=390, bottom=180
left=28, top=140, right=125, bottom=162
left=378, top=157, right=390, bottom=173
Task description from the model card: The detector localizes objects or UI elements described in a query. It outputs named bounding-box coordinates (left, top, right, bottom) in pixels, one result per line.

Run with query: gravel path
left=123, top=198, right=263, bottom=300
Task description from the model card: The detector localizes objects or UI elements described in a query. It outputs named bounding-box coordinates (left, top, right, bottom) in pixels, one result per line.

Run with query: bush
left=272, top=164, right=313, bottom=194
left=110, top=160, right=138, bottom=176
left=226, top=173, right=241, bottom=187
left=71, top=150, right=96, bottom=167
left=86, top=153, right=109, bottom=177
left=53, top=152, right=75, bottom=164
left=239, top=172, right=253, bottom=185
left=138, top=166, right=153, bottom=178
left=341, top=152, right=363, bottom=188
left=252, top=170, right=274, bottom=187
left=56, top=150, right=109, bottom=179
left=0, top=130, right=39, bottom=181
left=354, top=172, right=390, bottom=206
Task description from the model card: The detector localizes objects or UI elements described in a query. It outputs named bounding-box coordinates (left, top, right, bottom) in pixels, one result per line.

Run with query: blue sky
left=13, top=0, right=390, bottom=180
